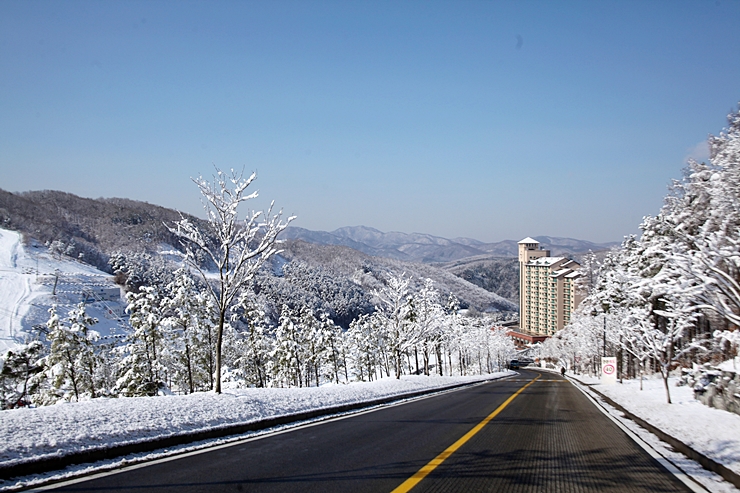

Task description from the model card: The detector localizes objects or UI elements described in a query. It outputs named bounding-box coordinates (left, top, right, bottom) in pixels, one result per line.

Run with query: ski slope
left=0, top=228, right=127, bottom=353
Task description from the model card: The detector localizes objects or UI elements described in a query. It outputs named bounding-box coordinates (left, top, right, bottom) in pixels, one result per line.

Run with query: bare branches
left=167, top=167, right=295, bottom=393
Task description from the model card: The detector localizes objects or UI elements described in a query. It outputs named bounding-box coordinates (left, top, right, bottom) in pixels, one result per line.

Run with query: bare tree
left=169, top=168, right=294, bottom=393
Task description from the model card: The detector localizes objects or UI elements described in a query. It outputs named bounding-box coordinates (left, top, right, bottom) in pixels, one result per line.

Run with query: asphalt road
left=45, top=370, right=692, bottom=492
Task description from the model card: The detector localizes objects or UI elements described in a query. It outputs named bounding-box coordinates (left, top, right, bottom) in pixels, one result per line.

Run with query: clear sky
left=1, top=1, right=739, bottom=244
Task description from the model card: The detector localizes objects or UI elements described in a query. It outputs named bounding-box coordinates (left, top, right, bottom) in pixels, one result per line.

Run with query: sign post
left=601, top=357, right=617, bottom=384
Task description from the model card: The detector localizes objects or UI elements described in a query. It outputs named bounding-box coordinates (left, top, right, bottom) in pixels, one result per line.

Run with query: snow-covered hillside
left=280, top=239, right=518, bottom=315
left=0, top=228, right=127, bottom=352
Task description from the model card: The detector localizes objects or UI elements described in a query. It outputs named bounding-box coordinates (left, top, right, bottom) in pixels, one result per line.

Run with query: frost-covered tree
left=0, top=341, right=45, bottom=409
left=233, top=292, right=273, bottom=388
left=169, top=168, right=294, bottom=393
left=374, top=274, right=414, bottom=379
left=109, top=251, right=175, bottom=292
left=347, top=314, right=381, bottom=381
left=117, top=287, right=166, bottom=396
left=408, top=278, right=444, bottom=376
left=161, top=268, right=217, bottom=393
left=272, top=305, right=307, bottom=387
left=46, top=304, right=101, bottom=402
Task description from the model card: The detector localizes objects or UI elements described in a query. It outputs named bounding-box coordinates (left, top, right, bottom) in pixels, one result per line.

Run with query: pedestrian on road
left=560, top=366, right=566, bottom=377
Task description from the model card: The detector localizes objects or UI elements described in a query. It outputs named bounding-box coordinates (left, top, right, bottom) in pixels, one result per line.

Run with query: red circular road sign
left=603, top=364, right=615, bottom=375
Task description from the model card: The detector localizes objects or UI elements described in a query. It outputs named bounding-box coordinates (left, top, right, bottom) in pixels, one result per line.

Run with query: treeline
left=1, top=268, right=515, bottom=408
left=541, top=108, right=740, bottom=403
left=1, top=168, right=517, bottom=408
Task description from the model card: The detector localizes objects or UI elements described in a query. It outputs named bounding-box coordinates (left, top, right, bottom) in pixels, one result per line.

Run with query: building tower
left=517, top=237, right=582, bottom=337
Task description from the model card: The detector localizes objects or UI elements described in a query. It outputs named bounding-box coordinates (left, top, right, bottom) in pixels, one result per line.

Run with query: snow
left=0, top=373, right=510, bottom=486
left=568, top=371, right=740, bottom=487
left=718, top=358, right=740, bottom=372
left=0, top=228, right=127, bottom=353
left=0, top=229, right=37, bottom=353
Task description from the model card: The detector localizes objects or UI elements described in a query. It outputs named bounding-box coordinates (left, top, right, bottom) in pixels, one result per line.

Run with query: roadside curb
left=576, top=379, right=740, bottom=490
left=0, top=376, right=506, bottom=482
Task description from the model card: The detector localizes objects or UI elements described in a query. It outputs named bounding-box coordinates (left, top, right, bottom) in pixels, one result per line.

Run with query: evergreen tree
left=0, top=341, right=45, bottom=409
left=116, top=287, right=165, bottom=396
left=46, top=304, right=100, bottom=402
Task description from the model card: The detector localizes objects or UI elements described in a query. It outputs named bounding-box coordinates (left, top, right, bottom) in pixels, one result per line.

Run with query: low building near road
left=506, top=327, right=549, bottom=349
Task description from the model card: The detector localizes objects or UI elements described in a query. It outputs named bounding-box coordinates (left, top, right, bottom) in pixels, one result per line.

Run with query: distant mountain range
left=0, top=188, right=614, bottom=312
left=280, top=226, right=618, bottom=263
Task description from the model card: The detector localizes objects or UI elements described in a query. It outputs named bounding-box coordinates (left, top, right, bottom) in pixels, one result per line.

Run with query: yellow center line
left=390, top=374, right=541, bottom=493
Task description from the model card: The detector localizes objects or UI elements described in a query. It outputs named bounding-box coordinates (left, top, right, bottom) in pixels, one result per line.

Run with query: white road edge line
left=22, top=375, right=515, bottom=492
left=569, top=377, right=709, bottom=493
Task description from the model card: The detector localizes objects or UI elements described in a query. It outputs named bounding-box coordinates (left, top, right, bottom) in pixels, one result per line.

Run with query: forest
left=0, top=170, right=517, bottom=408
left=541, top=109, right=740, bottom=404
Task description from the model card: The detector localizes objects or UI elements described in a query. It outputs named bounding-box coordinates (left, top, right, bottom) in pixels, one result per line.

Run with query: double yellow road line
left=391, top=374, right=541, bottom=493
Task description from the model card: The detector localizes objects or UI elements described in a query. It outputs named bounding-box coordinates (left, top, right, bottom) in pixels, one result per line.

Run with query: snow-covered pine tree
left=161, top=268, right=213, bottom=393
left=272, top=305, right=306, bottom=387
left=373, top=274, right=414, bottom=379
left=46, top=304, right=100, bottom=402
left=0, top=341, right=45, bottom=409
left=234, top=291, right=273, bottom=388
left=320, top=312, right=346, bottom=384
left=116, top=287, right=166, bottom=396
left=347, top=314, right=377, bottom=382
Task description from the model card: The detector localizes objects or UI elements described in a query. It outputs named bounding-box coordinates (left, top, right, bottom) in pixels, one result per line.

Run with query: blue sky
left=1, top=1, right=739, bottom=244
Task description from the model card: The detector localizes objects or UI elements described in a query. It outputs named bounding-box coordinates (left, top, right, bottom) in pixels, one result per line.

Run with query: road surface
left=44, top=370, right=691, bottom=492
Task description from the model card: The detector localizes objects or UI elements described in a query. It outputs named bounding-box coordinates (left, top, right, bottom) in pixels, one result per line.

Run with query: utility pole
left=603, top=315, right=606, bottom=358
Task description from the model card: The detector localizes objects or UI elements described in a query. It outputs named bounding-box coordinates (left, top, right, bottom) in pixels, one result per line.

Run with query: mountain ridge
left=281, top=225, right=619, bottom=263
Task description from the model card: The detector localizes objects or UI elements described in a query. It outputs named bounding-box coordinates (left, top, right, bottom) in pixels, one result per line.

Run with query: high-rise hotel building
left=518, top=237, right=582, bottom=336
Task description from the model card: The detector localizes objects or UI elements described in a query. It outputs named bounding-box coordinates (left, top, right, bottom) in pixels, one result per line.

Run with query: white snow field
left=0, top=228, right=126, bottom=353
left=0, top=228, right=38, bottom=353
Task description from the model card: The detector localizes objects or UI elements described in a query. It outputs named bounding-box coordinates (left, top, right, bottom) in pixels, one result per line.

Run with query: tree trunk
left=662, top=349, right=672, bottom=404
left=661, top=371, right=671, bottom=403
left=331, top=340, right=339, bottom=384
left=206, top=324, right=214, bottom=390
left=66, top=349, right=79, bottom=402
left=215, top=308, right=225, bottom=394
left=185, top=337, right=194, bottom=394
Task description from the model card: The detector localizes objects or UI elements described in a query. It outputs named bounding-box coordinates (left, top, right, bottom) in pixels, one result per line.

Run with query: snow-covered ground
left=0, top=229, right=39, bottom=353
left=569, top=371, right=740, bottom=492
left=0, top=228, right=126, bottom=353
left=0, top=373, right=509, bottom=490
